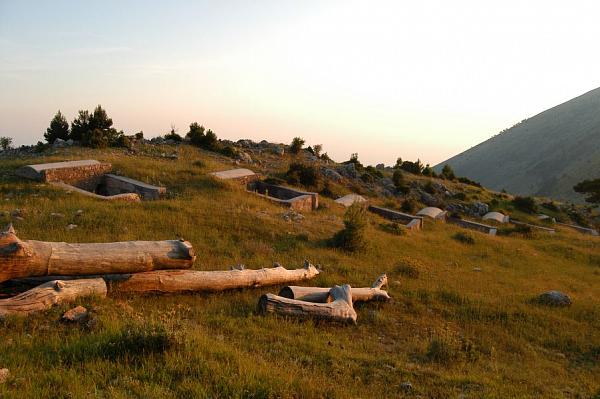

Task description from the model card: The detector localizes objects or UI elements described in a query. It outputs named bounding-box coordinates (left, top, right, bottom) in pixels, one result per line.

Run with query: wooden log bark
left=107, top=261, right=320, bottom=294
left=0, top=278, right=106, bottom=318
left=0, top=224, right=195, bottom=283
left=278, top=273, right=390, bottom=303
left=259, top=284, right=357, bottom=324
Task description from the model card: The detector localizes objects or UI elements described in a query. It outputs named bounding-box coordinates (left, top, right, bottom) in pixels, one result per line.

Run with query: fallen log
left=0, top=278, right=106, bottom=319
left=0, top=224, right=195, bottom=283
left=278, top=273, right=390, bottom=303
left=259, top=284, right=357, bottom=324
left=107, top=260, right=320, bottom=294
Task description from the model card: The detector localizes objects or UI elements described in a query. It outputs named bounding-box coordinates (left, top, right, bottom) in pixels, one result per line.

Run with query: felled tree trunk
left=0, top=278, right=106, bottom=318
left=107, top=261, right=320, bottom=294
left=278, top=273, right=390, bottom=303
left=259, top=284, right=357, bottom=324
left=0, top=224, right=195, bottom=283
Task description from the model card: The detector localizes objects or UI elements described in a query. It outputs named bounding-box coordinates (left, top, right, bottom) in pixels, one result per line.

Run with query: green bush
left=290, top=137, right=305, bottom=154
left=452, top=232, right=475, bottom=245
left=401, top=199, right=416, bottom=213
left=379, top=222, right=406, bottom=236
left=286, top=162, right=322, bottom=190
left=512, top=196, right=538, bottom=214
left=332, top=203, right=369, bottom=252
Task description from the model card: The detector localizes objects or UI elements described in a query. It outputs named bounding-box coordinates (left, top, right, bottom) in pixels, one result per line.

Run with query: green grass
left=0, top=146, right=599, bottom=398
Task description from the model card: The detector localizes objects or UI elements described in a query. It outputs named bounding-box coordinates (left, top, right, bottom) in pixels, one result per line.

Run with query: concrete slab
left=416, top=207, right=447, bottom=220
left=16, top=160, right=111, bottom=183
left=210, top=168, right=257, bottom=183
left=368, top=206, right=423, bottom=230
left=482, top=212, right=510, bottom=223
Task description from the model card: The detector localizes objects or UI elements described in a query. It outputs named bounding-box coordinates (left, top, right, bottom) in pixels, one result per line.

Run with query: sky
left=1, top=0, right=600, bottom=166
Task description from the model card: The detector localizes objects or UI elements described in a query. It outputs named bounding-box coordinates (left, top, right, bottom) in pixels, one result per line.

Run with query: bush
left=219, top=145, right=238, bottom=158
left=452, top=232, right=475, bottom=245
left=286, top=162, right=322, bottom=190
left=83, top=128, right=109, bottom=149
left=401, top=199, right=416, bottom=213
left=164, top=128, right=183, bottom=142
left=187, top=122, right=217, bottom=150
left=512, top=196, right=538, bottom=214
left=290, top=137, right=305, bottom=154
left=497, top=224, right=535, bottom=238
left=399, top=159, right=424, bottom=175
left=541, top=201, right=559, bottom=212
left=441, top=164, right=456, bottom=180
left=379, top=222, right=406, bottom=236
left=332, top=203, right=369, bottom=252
left=394, top=261, right=419, bottom=278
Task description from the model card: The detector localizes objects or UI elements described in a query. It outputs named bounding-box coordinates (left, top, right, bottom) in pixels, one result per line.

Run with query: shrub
left=512, top=196, right=538, bottom=214
left=452, top=232, right=475, bottom=245
left=541, top=201, right=559, bottom=212
left=497, top=224, right=535, bottom=238
left=290, top=137, right=305, bottom=154
left=83, top=128, right=109, bottom=149
left=423, top=181, right=435, bottom=194
left=331, top=203, right=369, bottom=252
left=458, top=176, right=481, bottom=187
left=219, top=145, right=238, bottom=158
left=441, top=164, right=456, bottom=180
left=286, top=162, right=322, bottom=190
left=422, top=164, right=437, bottom=177
left=313, top=144, right=323, bottom=157
left=394, top=260, right=420, bottom=278
left=399, top=159, right=424, bottom=175
left=401, top=199, right=416, bottom=213
left=164, top=128, right=183, bottom=142
left=379, top=222, right=406, bottom=236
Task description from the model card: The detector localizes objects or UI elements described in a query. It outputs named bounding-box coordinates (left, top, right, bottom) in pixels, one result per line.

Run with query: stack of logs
left=258, top=274, right=390, bottom=324
left=0, top=224, right=390, bottom=324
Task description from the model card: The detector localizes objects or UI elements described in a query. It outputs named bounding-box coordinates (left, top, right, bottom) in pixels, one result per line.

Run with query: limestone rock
left=321, top=167, right=343, bottom=182
left=538, top=291, right=572, bottom=306
left=0, top=368, right=9, bottom=384
left=62, top=306, right=89, bottom=322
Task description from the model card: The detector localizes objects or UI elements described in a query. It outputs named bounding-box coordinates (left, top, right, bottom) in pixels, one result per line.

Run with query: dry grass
left=0, top=146, right=599, bottom=398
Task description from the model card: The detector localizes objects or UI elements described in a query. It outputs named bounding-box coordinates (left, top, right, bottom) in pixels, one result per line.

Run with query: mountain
left=435, top=87, right=600, bottom=202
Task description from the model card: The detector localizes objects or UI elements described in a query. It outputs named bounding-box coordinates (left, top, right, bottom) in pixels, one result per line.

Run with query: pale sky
left=1, top=0, right=600, bottom=166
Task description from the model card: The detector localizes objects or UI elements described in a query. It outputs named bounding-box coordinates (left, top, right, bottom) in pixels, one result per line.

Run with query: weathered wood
left=108, top=261, right=320, bottom=294
left=278, top=274, right=390, bottom=303
left=0, top=278, right=106, bottom=318
left=259, top=284, right=357, bottom=324
left=0, top=224, right=195, bottom=283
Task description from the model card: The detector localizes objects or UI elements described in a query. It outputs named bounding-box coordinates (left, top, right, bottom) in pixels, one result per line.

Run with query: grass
left=0, top=146, right=599, bottom=398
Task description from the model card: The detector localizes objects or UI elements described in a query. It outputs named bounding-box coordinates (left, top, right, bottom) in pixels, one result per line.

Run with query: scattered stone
left=76, top=209, right=84, bottom=216
left=51, top=212, right=65, bottom=218
left=11, top=209, right=24, bottom=218
left=62, top=306, right=89, bottom=322
left=0, top=368, right=8, bottom=384
left=282, top=210, right=304, bottom=222
left=538, top=291, right=572, bottom=307
left=66, top=224, right=77, bottom=230
left=336, top=163, right=358, bottom=179
left=473, top=267, right=482, bottom=272
left=400, top=381, right=413, bottom=391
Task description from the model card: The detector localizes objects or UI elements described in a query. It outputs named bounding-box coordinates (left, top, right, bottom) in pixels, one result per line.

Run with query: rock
left=336, top=163, right=358, bottom=179
left=538, top=291, right=572, bottom=306
left=0, top=368, right=9, bottom=384
left=469, top=201, right=489, bottom=216
left=66, top=224, right=77, bottom=230
left=419, top=191, right=439, bottom=207
left=62, top=306, right=89, bottom=322
left=282, top=210, right=304, bottom=222
left=11, top=209, right=24, bottom=218
left=473, top=267, right=482, bottom=272
left=400, top=381, right=413, bottom=391
left=52, top=138, right=67, bottom=148
left=237, top=152, right=253, bottom=163
left=271, top=146, right=285, bottom=156
left=66, top=139, right=74, bottom=146
left=76, top=209, right=84, bottom=216
left=51, top=212, right=65, bottom=218
left=321, top=167, right=343, bottom=182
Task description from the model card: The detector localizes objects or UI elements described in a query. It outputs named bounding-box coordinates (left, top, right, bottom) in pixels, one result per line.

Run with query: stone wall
left=101, top=174, right=166, bottom=200
left=248, top=181, right=319, bottom=211
left=447, top=217, right=497, bottom=235
left=368, top=206, right=423, bottom=230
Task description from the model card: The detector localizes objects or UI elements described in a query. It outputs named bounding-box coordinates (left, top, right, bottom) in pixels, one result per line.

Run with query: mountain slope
left=436, top=87, right=600, bottom=202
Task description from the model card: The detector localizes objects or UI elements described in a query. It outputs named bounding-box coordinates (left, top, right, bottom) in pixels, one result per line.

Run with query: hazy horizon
left=2, top=0, right=600, bottom=166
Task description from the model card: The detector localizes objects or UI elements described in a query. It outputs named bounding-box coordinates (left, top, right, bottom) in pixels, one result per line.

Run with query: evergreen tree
left=44, top=110, right=70, bottom=143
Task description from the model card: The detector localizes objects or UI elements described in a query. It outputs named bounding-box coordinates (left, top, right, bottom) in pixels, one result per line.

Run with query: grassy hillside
left=0, top=146, right=599, bottom=398
left=435, top=87, right=600, bottom=202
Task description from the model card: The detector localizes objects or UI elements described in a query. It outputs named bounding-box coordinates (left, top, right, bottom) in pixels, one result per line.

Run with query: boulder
left=537, top=291, right=572, bottom=306
left=321, top=167, right=343, bottom=182
left=52, top=138, right=67, bottom=148
left=419, top=191, right=439, bottom=207
left=237, top=152, right=253, bottom=163
left=336, top=163, right=358, bottom=179
left=469, top=201, right=489, bottom=216
left=62, top=306, right=89, bottom=322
